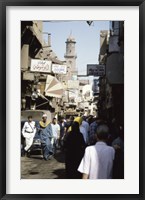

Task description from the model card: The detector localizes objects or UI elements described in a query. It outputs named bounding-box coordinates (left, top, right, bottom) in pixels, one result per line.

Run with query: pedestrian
left=87, top=115, right=94, bottom=125
left=109, top=118, right=120, bottom=143
left=112, top=125, right=124, bottom=179
left=80, top=116, right=89, bottom=145
left=51, top=118, right=60, bottom=153
left=78, top=124, right=115, bottom=179
left=38, top=114, right=53, bottom=160
left=89, top=117, right=102, bottom=145
left=22, top=115, right=36, bottom=156
left=64, top=116, right=74, bottom=133
left=64, top=117, right=86, bottom=179
left=58, top=117, right=66, bottom=148
left=61, top=116, right=74, bottom=145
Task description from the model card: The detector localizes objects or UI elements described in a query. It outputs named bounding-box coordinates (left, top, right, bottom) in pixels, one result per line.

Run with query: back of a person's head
left=71, top=121, right=80, bottom=133
left=82, top=115, right=87, bottom=121
left=69, top=116, right=74, bottom=121
left=96, top=124, right=109, bottom=141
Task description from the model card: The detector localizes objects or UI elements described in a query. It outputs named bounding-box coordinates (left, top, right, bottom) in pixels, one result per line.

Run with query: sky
left=43, top=21, right=110, bottom=76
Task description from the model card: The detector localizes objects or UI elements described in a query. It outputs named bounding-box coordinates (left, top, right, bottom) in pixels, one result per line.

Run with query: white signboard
left=52, top=64, right=67, bottom=74
left=23, top=72, right=34, bottom=80
left=30, top=59, right=52, bottom=73
left=67, top=80, right=79, bottom=89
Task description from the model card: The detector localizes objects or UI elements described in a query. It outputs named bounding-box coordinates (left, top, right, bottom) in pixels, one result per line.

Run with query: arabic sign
left=87, top=64, right=105, bottom=76
left=52, top=64, right=67, bottom=74
left=30, top=59, right=52, bottom=73
left=67, top=80, right=79, bottom=89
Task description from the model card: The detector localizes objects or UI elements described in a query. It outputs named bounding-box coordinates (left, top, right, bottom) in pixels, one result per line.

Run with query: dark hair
left=28, top=115, right=32, bottom=119
left=71, top=121, right=80, bottom=133
left=69, top=116, right=74, bottom=121
left=96, top=124, right=109, bottom=141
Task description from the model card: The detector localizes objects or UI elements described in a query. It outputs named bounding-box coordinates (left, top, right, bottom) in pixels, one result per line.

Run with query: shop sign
left=67, top=80, right=79, bottom=89
left=30, top=59, right=52, bottom=73
left=52, top=64, right=67, bottom=74
left=23, top=71, right=34, bottom=80
left=87, top=64, right=105, bottom=76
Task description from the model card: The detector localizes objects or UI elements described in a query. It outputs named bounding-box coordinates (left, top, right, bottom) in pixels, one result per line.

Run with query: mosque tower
left=64, top=34, right=77, bottom=80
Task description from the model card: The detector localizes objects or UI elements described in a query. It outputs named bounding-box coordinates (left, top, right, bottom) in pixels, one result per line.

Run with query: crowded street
left=21, top=20, right=124, bottom=180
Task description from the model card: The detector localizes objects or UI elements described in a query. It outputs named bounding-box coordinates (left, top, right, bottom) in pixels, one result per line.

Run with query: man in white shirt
left=78, top=124, right=115, bottom=179
left=22, top=115, right=36, bottom=155
left=51, top=118, right=60, bottom=153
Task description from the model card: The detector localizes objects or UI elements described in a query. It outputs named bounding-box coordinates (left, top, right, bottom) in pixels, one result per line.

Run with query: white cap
left=42, top=113, right=47, bottom=118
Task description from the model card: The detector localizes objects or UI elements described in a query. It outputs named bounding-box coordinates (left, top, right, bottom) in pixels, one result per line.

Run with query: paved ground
left=21, top=150, right=66, bottom=179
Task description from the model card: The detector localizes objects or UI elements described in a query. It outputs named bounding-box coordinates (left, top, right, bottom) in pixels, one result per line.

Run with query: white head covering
left=42, top=113, right=47, bottom=118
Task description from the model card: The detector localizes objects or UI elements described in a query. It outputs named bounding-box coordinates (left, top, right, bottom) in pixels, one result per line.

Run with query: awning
left=45, top=75, right=64, bottom=98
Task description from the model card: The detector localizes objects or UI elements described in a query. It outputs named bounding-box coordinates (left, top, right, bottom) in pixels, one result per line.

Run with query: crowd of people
left=21, top=113, right=124, bottom=179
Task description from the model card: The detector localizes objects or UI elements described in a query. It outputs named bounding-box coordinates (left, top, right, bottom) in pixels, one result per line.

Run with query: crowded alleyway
left=21, top=20, right=124, bottom=180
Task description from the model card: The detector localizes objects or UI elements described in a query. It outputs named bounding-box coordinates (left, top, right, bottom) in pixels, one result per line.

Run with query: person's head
left=60, top=117, right=64, bottom=123
left=52, top=118, right=57, bottom=124
left=96, top=124, right=109, bottom=142
left=69, top=116, right=74, bottom=122
left=71, top=121, right=80, bottom=133
left=28, top=115, right=32, bottom=122
left=42, top=114, right=47, bottom=123
left=88, top=115, right=94, bottom=124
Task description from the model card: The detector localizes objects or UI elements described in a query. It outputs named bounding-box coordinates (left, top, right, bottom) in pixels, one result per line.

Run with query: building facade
left=64, top=35, right=77, bottom=81
left=98, top=21, right=124, bottom=125
left=21, top=21, right=65, bottom=117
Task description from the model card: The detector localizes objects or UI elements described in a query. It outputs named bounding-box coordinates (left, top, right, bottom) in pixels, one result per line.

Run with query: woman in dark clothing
left=64, top=120, right=86, bottom=179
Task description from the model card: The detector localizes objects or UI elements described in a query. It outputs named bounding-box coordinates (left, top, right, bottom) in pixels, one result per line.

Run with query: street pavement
left=21, top=150, right=66, bottom=179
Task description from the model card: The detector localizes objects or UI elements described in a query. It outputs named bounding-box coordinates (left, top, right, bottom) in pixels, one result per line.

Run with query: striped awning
left=45, top=75, right=64, bottom=98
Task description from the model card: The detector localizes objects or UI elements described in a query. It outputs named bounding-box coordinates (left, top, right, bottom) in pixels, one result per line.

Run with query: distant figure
left=61, top=116, right=75, bottom=145
left=78, top=124, right=115, bottom=179
left=51, top=118, right=60, bottom=153
left=64, top=118, right=86, bottom=179
left=38, top=114, right=53, bottom=160
left=87, top=115, right=94, bottom=125
left=89, top=117, right=102, bottom=145
left=58, top=117, right=66, bottom=148
left=22, top=115, right=36, bottom=156
left=109, top=118, right=120, bottom=144
left=112, top=125, right=124, bottom=179
left=65, top=116, right=74, bottom=133
left=80, top=117, right=89, bottom=145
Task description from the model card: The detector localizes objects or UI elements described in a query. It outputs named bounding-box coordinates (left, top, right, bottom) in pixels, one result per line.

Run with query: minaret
left=64, top=35, right=77, bottom=80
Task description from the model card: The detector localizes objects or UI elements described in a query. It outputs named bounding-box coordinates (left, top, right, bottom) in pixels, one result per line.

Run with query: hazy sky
left=43, top=21, right=110, bottom=75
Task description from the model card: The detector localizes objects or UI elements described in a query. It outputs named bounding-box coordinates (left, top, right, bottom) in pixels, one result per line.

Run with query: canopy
left=45, top=75, right=64, bottom=98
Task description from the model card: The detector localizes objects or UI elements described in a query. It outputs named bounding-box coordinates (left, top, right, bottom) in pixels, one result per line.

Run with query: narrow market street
left=20, top=20, right=124, bottom=180
left=21, top=150, right=66, bottom=179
